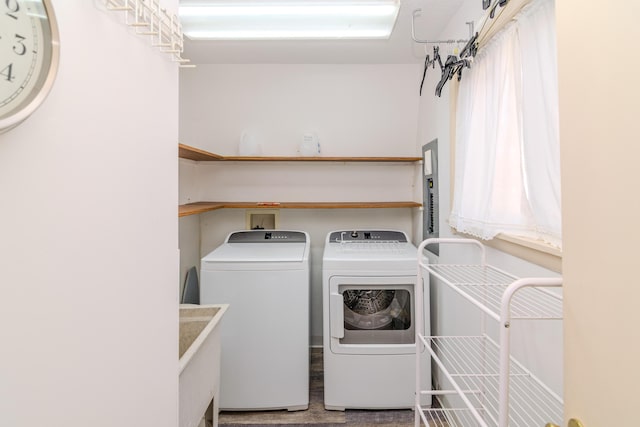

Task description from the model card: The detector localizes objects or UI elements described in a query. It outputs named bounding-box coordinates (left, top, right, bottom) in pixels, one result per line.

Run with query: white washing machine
left=200, top=230, right=310, bottom=411
left=322, top=230, right=431, bottom=410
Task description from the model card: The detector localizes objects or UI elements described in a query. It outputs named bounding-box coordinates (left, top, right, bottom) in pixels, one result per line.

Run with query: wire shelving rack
left=415, top=238, right=563, bottom=427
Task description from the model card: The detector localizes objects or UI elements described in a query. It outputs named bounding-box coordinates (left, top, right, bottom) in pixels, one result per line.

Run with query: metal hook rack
left=413, top=0, right=515, bottom=98
left=414, top=8, right=476, bottom=98
left=104, top=0, right=194, bottom=68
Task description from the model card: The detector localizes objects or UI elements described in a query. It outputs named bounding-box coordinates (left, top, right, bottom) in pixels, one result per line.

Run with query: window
left=449, top=0, right=561, bottom=250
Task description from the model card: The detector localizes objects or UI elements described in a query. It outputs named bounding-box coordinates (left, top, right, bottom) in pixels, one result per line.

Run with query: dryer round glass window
left=338, top=284, right=414, bottom=346
left=342, top=289, right=411, bottom=330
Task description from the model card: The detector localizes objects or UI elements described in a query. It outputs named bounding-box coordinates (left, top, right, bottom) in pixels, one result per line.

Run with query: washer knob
left=350, top=231, right=359, bottom=238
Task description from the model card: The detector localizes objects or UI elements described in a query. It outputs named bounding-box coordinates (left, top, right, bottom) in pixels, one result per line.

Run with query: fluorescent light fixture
left=179, top=1, right=401, bottom=40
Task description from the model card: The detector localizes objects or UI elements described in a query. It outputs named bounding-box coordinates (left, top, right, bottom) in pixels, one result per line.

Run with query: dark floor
left=218, top=348, right=420, bottom=427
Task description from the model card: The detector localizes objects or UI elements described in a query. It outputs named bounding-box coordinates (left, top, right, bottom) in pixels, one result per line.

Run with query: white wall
left=179, top=63, right=422, bottom=345
left=180, top=64, right=420, bottom=156
left=195, top=161, right=417, bottom=203
left=179, top=158, right=201, bottom=297
left=416, top=0, right=563, bottom=398
left=0, top=3, right=179, bottom=427
left=179, top=214, right=201, bottom=299
left=558, top=1, right=640, bottom=424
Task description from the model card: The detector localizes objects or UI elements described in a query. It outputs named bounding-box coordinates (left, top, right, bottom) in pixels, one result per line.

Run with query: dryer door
left=328, top=276, right=417, bottom=355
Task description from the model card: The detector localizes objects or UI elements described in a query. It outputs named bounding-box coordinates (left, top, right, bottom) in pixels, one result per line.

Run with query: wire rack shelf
left=104, top=0, right=193, bottom=67
left=419, top=403, right=488, bottom=427
left=425, top=264, right=563, bottom=321
left=414, top=238, right=563, bottom=427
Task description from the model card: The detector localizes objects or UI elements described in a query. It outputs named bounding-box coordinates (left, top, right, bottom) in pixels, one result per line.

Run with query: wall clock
left=0, top=0, right=60, bottom=134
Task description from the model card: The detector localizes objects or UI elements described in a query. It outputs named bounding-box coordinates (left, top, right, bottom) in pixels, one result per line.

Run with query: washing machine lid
left=203, top=230, right=309, bottom=263
left=203, top=242, right=307, bottom=263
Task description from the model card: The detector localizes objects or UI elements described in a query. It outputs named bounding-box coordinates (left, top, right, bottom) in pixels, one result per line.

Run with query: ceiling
left=181, top=0, right=467, bottom=64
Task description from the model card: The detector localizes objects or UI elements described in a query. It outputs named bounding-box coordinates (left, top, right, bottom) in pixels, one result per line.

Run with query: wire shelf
left=420, top=335, right=563, bottom=427
left=104, top=0, right=193, bottom=67
left=414, top=238, right=563, bottom=427
left=424, top=264, right=563, bottom=321
left=419, top=405, right=487, bottom=427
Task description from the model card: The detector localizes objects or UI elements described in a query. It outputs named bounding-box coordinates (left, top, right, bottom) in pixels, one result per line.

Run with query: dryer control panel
left=227, top=230, right=307, bottom=243
left=328, top=230, right=408, bottom=243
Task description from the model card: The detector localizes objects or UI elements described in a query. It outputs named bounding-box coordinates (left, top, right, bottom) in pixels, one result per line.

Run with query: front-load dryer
left=322, top=230, right=431, bottom=410
left=200, top=230, right=310, bottom=411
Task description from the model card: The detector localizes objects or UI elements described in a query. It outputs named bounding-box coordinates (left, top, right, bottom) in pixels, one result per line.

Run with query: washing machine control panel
left=227, top=230, right=307, bottom=243
left=329, top=230, right=408, bottom=243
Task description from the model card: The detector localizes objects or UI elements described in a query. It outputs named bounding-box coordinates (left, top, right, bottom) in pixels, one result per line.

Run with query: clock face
left=0, top=0, right=59, bottom=133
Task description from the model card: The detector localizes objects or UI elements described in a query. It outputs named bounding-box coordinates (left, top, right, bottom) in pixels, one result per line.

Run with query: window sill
left=452, top=229, right=562, bottom=273
left=489, top=234, right=562, bottom=273
left=495, top=233, right=561, bottom=257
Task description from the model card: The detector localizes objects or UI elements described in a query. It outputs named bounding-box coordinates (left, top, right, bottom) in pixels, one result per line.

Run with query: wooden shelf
left=179, top=202, right=226, bottom=217
left=179, top=144, right=225, bottom=161
left=179, top=201, right=422, bottom=217
left=179, top=143, right=421, bottom=163
left=178, top=144, right=422, bottom=217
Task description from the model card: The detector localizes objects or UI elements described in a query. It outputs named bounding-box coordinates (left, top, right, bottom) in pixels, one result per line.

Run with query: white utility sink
left=179, top=304, right=228, bottom=427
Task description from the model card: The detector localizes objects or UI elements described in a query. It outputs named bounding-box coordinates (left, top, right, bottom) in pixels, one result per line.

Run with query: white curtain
left=449, top=0, right=561, bottom=248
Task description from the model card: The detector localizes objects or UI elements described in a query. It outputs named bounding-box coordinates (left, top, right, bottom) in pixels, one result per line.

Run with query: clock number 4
left=1, top=64, right=14, bottom=82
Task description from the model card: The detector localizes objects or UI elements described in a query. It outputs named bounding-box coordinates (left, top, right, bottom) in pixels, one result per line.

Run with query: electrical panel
left=422, top=139, right=439, bottom=255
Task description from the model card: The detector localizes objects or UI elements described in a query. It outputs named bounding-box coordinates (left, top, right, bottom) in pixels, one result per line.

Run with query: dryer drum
left=342, top=289, right=411, bottom=331
left=343, top=289, right=395, bottom=315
